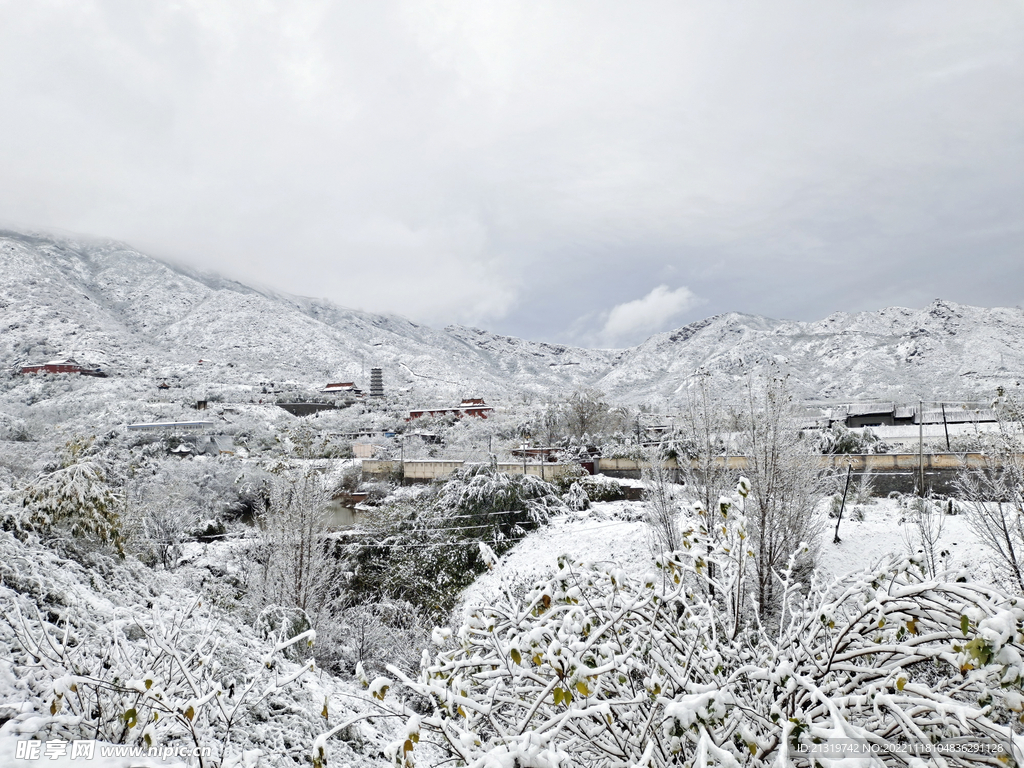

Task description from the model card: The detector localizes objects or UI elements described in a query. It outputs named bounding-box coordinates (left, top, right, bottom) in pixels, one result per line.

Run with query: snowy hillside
left=2, top=229, right=1023, bottom=408
left=0, top=231, right=616, bottom=404
left=594, top=301, right=1024, bottom=404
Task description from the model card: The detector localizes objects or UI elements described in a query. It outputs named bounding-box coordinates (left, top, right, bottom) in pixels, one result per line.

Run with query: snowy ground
left=820, top=498, right=1001, bottom=584
left=462, top=501, right=654, bottom=614
left=463, top=496, right=1004, bottom=618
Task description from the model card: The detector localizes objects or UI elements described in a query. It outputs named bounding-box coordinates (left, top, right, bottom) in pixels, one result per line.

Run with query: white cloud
left=598, top=285, right=702, bottom=347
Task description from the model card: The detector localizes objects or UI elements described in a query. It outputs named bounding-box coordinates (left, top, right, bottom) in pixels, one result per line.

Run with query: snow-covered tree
left=737, top=373, right=830, bottom=616
left=642, top=446, right=683, bottom=554
left=898, top=494, right=948, bottom=579
left=956, top=450, right=1024, bottom=593
left=245, top=469, right=345, bottom=632
left=350, top=465, right=563, bottom=623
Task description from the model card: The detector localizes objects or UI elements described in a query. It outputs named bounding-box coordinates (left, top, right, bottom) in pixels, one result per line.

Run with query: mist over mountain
left=2, top=229, right=1022, bottom=408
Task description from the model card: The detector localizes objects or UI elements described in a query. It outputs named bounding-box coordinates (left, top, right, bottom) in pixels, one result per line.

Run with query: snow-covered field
left=464, top=497, right=1002, bottom=619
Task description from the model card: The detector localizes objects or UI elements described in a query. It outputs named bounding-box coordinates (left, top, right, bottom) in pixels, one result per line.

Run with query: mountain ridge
left=2, top=229, right=1022, bottom=405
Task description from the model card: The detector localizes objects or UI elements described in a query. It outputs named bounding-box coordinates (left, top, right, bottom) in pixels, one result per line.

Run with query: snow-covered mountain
left=0, top=230, right=618, bottom=403
left=598, top=302, right=1024, bottom=404
left=2, top=229, right=1023, bottom=406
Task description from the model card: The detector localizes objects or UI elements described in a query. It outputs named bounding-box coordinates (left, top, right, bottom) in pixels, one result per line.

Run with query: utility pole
left=918, top=399, right=925, bottom=495
left=940, top=402, right=950, bottom=452
left=833, top=464, right=853, bottom=544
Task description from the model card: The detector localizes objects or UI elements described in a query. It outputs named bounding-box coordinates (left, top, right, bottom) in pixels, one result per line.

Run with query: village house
left=20, top=358, right=107, bottom=377
left=406, top=398, right=494, bottom=421
left=321, top=381, right=362, bottom=396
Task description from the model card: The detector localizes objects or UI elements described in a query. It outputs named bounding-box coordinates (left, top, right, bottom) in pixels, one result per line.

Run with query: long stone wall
left=598, top=453, right=991, bottom=472
left=364, top=454, right=1012, bottom=495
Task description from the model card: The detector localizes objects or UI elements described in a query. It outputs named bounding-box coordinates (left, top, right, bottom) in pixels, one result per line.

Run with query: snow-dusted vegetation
left=378, top=483, right=1024, bottom=766
left=3, top=232, right=1024, bottom=765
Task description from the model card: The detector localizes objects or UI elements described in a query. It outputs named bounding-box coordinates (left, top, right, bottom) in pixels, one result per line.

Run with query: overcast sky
left=1, top=1, right=1021, bottom=347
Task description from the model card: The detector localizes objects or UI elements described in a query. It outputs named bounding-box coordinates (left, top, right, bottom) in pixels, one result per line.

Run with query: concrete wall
left=362, top=460, right=400, bottom=476
left=598, top=453, right=1002, bottom=496
left=364, top=454, right=1013, bottom=495
left=402, top=460, right=466, bottom=480
left=496, top=463, right=577, bottom=481
left=362, top=459, right=579, bottom=483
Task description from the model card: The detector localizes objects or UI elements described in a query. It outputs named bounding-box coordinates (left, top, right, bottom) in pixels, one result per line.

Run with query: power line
left=335, top=520, right=640, bottom=549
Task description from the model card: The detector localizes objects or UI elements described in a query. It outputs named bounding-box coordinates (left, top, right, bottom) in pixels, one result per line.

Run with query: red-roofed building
left=407, top=398, right=494, bottom=421
left=21, top=358, right=107, bottom=377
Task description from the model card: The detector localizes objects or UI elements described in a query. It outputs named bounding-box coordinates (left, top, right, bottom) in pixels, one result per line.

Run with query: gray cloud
left=0, top=1, right=1021, bottom=343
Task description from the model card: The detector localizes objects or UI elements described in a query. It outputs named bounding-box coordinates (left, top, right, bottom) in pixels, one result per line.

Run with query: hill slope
left=2, top=229, right=1023, bottom=406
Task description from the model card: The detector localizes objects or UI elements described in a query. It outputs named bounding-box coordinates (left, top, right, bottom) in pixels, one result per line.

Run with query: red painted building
left=407, top=398, right=494, bottom=421
left=20, top=358, right=106, bottom=377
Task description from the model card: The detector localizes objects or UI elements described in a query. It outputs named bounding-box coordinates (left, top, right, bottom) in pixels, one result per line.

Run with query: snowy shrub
left=551, top=465, right=624, bottom=503
left=851, top=468, right=877, bottom=503
left=9, top=598, right=316, bottom=766
left=564, top=481, right=589, bottom=512
left=548, top=462, right=587, bottom=493
left=581, top=474, right=624, bottom=502
left=818, top=424, right=892, bottom=455
left=125, top=457, right=241, bottom=569
left=20, top=436, right=125, bottom=555
left=318, top=599, right=429, bottom=679
left=598, top=441, right=647, bottom=462
left=897, top=494, right=948, bottom=578
left=255, top=605, right=313, bottom=661
left=356, top=479, right=394, bottom=505
left=370, top=484, right=1024, bottom=767
left=642, top=448, right=684, bottom=554
left=128, top=486, right=201, bottom=571
left=0, top=412, right=33, bottom=442
left=956, top=450, right=1024, bottom=593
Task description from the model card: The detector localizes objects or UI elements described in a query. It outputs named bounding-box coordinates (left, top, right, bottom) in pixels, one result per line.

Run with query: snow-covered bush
left=0, top=530, right=335, bottom=768
left=818, top=424, right=892, bottom=455
left=20, top=436, right=125, bottom=555
left=564, top=481, right=589, bottom=512
left=642, top=447, right=683, bottom=554
left=8, top=599, right=315, bottom=765
left=550, top=465, right=624, bottom=502
left=581, top=474, right=624, bottom=502
left=0, top=412, right=33, bottom=442
left=598, top=441, right=647, bottom=461
left=318, top=599, right=429, bottom=678
left=897, top=494, right=948, bottom=578
left=372, top=482, right=1024, bottom=766
left=548, top=462, right=588, bottom=493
